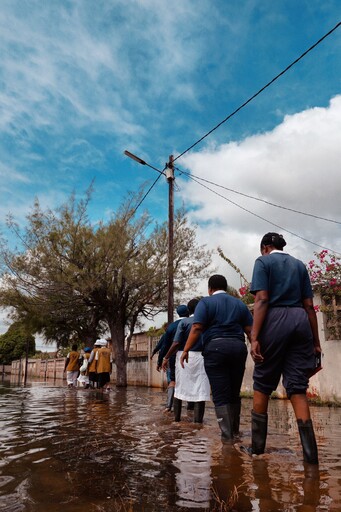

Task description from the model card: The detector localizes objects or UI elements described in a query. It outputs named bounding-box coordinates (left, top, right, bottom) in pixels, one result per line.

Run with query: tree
left=0, top=188, right=212, bottom=385
left=0, top=322, right=35, bottom=365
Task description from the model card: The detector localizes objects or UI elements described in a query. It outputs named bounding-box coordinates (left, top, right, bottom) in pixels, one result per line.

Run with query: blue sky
left=0, top=1, right=341, bottom=331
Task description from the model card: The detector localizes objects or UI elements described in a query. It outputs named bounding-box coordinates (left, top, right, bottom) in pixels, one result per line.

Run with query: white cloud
left=179, top=95, right=341, bottom=288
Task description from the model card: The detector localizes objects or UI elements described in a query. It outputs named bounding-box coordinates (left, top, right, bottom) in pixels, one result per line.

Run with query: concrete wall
left=10, top=307, right=341, bottom=402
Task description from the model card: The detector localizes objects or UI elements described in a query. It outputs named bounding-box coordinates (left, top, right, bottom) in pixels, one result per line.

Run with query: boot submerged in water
left=165, top=386, right=175, bottom=412
left=194, top=401, right=205, bottom=423
left=297, top=419, right=319, bottom=465
left=215, top=405, right=233, bottom=441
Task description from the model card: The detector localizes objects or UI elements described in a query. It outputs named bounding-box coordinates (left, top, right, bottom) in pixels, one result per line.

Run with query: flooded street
left=0, top=381, right=340, bottom=511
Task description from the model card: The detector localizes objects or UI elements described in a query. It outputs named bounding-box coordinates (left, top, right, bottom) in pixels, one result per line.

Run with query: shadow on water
left=0, top=381, right=340, bottom=511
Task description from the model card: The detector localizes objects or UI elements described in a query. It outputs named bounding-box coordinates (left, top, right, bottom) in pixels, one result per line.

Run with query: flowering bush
left=308, top=250, right=341, bottom=297
left=308, top=250, right=341, bottom=339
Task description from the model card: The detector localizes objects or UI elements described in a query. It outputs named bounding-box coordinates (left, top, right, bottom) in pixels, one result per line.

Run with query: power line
left=130, top=173, right=163, bottom=217
left=127, top=156, right=341, bottom=255
left=173, top=21, right=341, bottom=163
left=184, top=171, right=341, bottom=256
left=175, top=166, right=341, bottom=225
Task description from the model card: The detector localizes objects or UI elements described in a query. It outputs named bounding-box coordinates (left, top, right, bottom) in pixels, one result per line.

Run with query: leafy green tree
left=0, top=322, right=35, bottom=365
left=0, top=188, right=212, bottom=386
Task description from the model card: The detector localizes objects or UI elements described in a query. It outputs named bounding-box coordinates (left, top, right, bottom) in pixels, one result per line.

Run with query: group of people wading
left=154, top=232, right=321, bottom=465
left=64, top=338, right=113, bottom=392
left=64, top=232, right=322, bottom=465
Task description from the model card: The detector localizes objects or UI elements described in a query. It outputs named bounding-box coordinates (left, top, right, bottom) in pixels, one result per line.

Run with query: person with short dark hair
left=180, top=275, right=253, bottom=440
left=248, top=232, right=321, bottom=464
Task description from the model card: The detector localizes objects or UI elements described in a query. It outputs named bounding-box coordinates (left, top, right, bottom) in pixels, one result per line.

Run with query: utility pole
left=124, top=149, right=176, bottom=324
left=166, top=155, right=175, bottom=324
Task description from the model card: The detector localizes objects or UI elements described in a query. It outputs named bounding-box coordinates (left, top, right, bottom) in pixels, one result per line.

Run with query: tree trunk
left=110, top=323, right=127, bottom=387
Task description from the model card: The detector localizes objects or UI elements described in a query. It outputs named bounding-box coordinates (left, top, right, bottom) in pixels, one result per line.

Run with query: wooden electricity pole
left=166, top=155, right=175, bottom=324
left=124, top=149, right=176, bottom=324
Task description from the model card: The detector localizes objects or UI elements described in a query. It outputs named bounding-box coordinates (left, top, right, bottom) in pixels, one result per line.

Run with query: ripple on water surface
left=0, top=382, right=340, bottom=511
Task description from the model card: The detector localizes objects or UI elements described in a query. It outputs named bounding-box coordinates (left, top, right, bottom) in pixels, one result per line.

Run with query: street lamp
left=124, top=150, right=146, bottom=166
left=124, top=150, right=175, bottom=324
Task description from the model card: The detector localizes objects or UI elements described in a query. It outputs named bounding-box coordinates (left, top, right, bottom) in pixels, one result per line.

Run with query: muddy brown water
left=0, top=380, right=340, bottom=511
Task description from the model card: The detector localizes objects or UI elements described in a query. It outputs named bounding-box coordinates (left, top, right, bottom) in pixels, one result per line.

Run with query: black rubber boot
left=166, top=386, right=174, bottom=411
left=215, top=405, right=233, bottom=440
left=251, top=410, right=268, bottom=455
left=297, top=419, right=319, bottom=465
left=194, top=401, right=205, bottom=423
left=173, top=397, right=182, bottom=422
left=230, top=402, right=241, bottom=437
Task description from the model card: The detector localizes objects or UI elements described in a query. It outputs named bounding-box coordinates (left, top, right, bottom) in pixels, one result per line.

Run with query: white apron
left=174, top=351, right=211, bottom=402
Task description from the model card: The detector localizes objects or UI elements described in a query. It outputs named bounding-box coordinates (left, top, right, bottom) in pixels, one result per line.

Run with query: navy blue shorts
left=98, top=372, right=110, bottom=388
left=253, top=307, right=315, bottom=398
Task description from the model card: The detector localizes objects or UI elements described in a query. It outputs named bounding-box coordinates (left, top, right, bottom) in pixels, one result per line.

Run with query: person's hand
left=156, top=365, right=161, bottom=372
left=250, top=340, right=264, bottom=363
left=180, top=351, right=188, bottom=368
left=161, top=358, right=169, bottom=372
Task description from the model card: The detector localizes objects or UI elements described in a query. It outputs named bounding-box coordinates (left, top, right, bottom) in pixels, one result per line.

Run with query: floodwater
left=0, top=381, right=340, bottom=512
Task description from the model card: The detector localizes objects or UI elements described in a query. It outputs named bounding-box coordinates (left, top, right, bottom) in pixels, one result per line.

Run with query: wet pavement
left=0, top=380, right=340, bottom=511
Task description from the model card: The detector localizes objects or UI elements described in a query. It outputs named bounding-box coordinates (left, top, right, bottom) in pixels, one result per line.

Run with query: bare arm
left=64, top=357, right=70, bottom=371
left=303, top=297, right=321, bottom=353
left=250, top=290, right=269, bottom=362
left=161, top=341, right=180, bottom=371
left=244, top=324, right=252, bottom=344
left=180, top=323, right=204, bottom=368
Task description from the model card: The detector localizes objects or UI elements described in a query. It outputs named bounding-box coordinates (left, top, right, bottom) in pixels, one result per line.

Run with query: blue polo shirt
left=193, top=292, right=253, bottom=346
left=174, top=316, right=203, bottom=351
left=250, top=251, right=313, bottom=307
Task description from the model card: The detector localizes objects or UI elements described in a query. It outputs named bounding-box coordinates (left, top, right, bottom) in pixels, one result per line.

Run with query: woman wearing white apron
left=162, top=298, right=210, bottom=423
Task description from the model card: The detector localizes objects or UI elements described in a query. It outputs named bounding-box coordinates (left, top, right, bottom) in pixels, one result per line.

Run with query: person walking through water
left=248, top=232, right=321, bottom=464
left=180, top=275, right=253, bottom=441
left=95, top=339, right=113, bottom=392
left=64, top=343, right=81, bottom=388
left=162, top=298, right=210, bottom=423
left=158, top=305, right=189, bottom=412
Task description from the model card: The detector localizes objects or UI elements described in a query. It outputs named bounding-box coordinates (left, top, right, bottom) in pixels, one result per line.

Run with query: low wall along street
left=10, top=320, right=341, bottom=403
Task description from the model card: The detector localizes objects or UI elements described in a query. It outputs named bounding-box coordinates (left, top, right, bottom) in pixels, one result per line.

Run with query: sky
left=0, top=1, right=341, bottom=341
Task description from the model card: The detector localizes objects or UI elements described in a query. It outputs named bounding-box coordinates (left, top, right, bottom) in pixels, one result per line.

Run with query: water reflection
left=0, top=381, right=340, bottom=511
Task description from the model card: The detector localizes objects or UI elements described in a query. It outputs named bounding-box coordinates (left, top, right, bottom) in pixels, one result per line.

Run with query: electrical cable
left=125, top=153, right=341, bottom=256
left=174, top=165, right=341, bottom=225
left=130, top=173, right=163, bottom=217
left=184, top=171, right=341, bottom=256
left=173, top=21, right=341, bottom=163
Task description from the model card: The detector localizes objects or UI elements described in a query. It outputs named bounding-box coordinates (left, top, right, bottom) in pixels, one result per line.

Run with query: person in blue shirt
left=180, top=275, right=253, bottom=441
left=162, top=298, right=210, bottom=423
left=158, top=305, right=189, bottom=412
left=249, top=232, right=321, bottom=465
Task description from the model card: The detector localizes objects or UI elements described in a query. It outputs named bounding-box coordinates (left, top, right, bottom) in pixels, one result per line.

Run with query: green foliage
left=147, top=323, right=167, bottom=337
left=0, top=322, right=35, bottom=364
left=0, top=186, right=212, bottom=385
